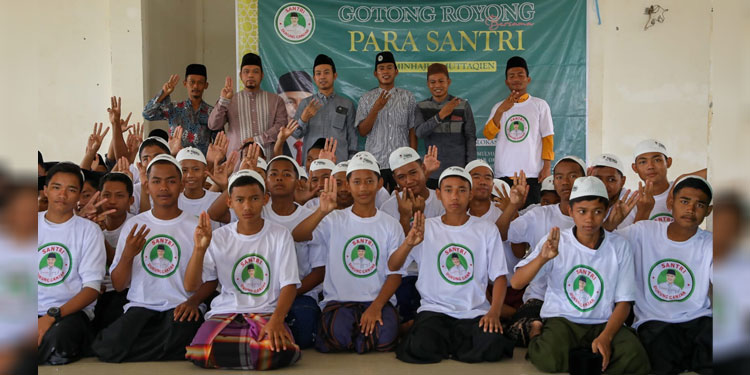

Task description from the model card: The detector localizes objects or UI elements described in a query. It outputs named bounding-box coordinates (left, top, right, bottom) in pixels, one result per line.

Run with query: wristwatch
left=46, top=307, right=61, bottom=322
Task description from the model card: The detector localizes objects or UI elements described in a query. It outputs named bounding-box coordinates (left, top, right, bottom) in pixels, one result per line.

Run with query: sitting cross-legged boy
left=292, top=152, right=404, bottom=354
left=390, top=167, right=515, bottom=364
left=511, top=177, right=650, bottom=374
left=185, top=170, right=301, bottom=370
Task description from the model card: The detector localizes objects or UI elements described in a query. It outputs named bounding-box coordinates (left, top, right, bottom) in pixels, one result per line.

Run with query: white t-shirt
left=509, top=203, right=575, bottom=301
left=616, top=221, right=712, bottom=328
left=380, top=189, right=446, bottom=221
left=376, top=187, right=391, bottom=209
left=202, top=221, right=300, bottom=318
left=110, top=210, right=198, bottom=312
left=487, top=96, right=554, bottom=178
left=518, top=203, right=540, bottom=216
left=303, top=197, right=320, bottom=211
left=645, top=181, right=675, bottom=222
left=516, top=228, right=636, bottom=324
left=38, top=213, right=106, bottom=320
left=261, top=203, right=322, bottom=299
left=178, top=190, right=222, bottom=230
left=312, top=207, right=405, bottom=306
left=471, top=204, right=518, bottom=280
left=102, top=213, right=134, bottom=292
left=407, top=216, right=508, bottom=319
left=713, top=251, right=750, bottom=359
left=0, top=237, right=37, bottom=347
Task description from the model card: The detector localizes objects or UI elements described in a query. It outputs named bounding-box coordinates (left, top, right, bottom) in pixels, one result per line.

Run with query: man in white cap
left=176, top=147, right=221, bottom=229
left=94, top=154, right=217, bottom=362
left=130, top=136, right=171, bottom=214
left=615, top=175, right=713, bottom=374
left=589, top=153, right=639, bottom=229
left=331, top=161, right=353, bottom=209
left=291, top=151, right=404, bottom=354
left=512, top=176, right=648, bottom=374
left=304, top=158, right=336, bottom=210
left=388, top=166, right=515, bottom=364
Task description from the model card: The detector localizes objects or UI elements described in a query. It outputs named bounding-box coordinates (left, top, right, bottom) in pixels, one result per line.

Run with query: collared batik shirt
left=142, top=90, right=214, bottom=155
left=355, top=87, right=416, bottom=169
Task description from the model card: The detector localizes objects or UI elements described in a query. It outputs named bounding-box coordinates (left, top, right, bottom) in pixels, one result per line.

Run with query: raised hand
left=318, top=177, right=338, bottom=214
left=494, top=90, right=521, bottom=120
left=438, top=97, right=461, bottom=120
left=206, top=131, right=228, bottom=168
left=604, top=189, right=640, bottom=230
left=300, top=98, right=322, bottom=122
left=636, top=181, right=655, bottom=215
left=123, top=224, right=151, bottom=259
left=162, top=74, right=180, bottom=96
left=413, top=194, right=425, bottom=214
left=277, top=120, right=299, bottom=143
left=423, top=145, right=440, bottom=176
left=493, top=183, right=511, bottom=211
left=396, top=188, right=415, bottom=219
left=193, top=211, right=213, bottom=252
left=207, top=151, right=239, bottom=192
left=221, top=76, right=234, bottom=100
left=294, top=179, right=320, bottom=205
left=540, top=227, right=560, bottom=260
left=239, top=143, right=262, bottom=171
left=372, top=89, right=391, bottom=112
left=113, top=156, right=133, bottom=180
left=405, top=211, right=425, bottom=247
left=168, top=126, right=183, bottom=155
left=318, top=137, right=337, bottom=163
left=509, top=170, right=529, bottom=207
left=108, top=96, right=122, bottom=126
left=85, top=122, right=110, bottom=156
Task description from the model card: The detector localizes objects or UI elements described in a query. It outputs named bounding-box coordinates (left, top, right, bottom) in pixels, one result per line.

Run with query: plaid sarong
left=186, top=313, right=301, bottom=370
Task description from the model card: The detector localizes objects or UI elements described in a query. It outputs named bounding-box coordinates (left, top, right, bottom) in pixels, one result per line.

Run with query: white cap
left=146, top=154, right=182, bottom=176
left=389, top=147, right=421, bottom=171
left=438, top=166, right=473, bottom=188
left=355, top=151, right=379, bottom=167
left=590, top=153, right=624, bottom=175
left=176, top=147, right=207, bottom=165
left=309, top=159, right=336, bottom=173
left=299, top=168, right=308, bottom=180
left=332, top=161, right=349, bottom=176
left=228, top=169, right=266, bottom=192
left=268, top=155, right=302, bottom=177
left=570, top=176, right=608, bottom=201
left=633, top=139, right=668, bottom=160
left=553, top=155, right=587, bottom=175
left=347, top=152, right=381, bottom=175
left=491, top=178, right=510, bottom=198
left=673, top=175, right=713, bottom=203
left=465, top=159, right=494, bottom=175
left=541, top=175, right=555, bottom=192
left=256, top=157, right=268, bottom=171
left=138, top=136, right=170, bottom=160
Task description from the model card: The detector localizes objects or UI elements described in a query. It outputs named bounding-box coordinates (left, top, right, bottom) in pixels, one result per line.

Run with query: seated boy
left=176, top=147, right=221, bottom=229
left=511, top=177, right=649, bottom=374
left=93, top=154, right=217, bottom=362
left=304, top=158, right=336, bottom=210
left=130, top=136, right=171, bottom=214
left=518, top=175, right=559, bottom=215
left=184, top=170, right=301, bottom=370
left=332, top=161, right=354, bottom=209
left=389, top=167, right=515, bottom=363
left=589, top=153, right=638, bottom=229
left=617, top=176, right=713, bottom=374
left=38, top=162, right=106, bottom=365
left=292, top=152, right=404, bottom=354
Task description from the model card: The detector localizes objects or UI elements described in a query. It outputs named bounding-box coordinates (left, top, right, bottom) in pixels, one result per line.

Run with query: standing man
left=355, top=51, right=417, bottom=192
left=208, top=53, right=288, bottom=159
left=293, top=54, right=357, bottom=166
left=483, top=56, right=554, bottom=207
left=415, top=63, right=476, bottom=188
left=142, top=64, right=214, bottom=155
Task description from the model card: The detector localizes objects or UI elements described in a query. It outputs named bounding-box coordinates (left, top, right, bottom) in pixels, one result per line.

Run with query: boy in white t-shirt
left=512, top=177, right=649, bottom=374
left=176, top=147, right=221, bottom=229
left=129, top=136, right=171, bottom=214
left=38, top=162, right=106, bottom=365
left=588, top=153, right=640, bottom=230
left=303, top=158, right=335, bottom=210
left=482, top=56, right=554, bottom=207
left=332, top=161, right=354, bottom=209
left=517, top=175, right=559, bottom=215
left=390, top=167, right=515, bottom=363
left=93, top=155, right=217, bottom=362
left=292, top=152, right=404, bottom=354
left=617, top=176, right=713, bottom=374
left=185, top=170, right=302, bottom=370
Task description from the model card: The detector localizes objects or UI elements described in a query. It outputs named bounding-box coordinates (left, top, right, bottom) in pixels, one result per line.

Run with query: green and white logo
left=649, top=259, right=694, bottom=302
left=343, top=235, right=379, bottom=278
left=564, top=265, right=603, bottom=312
left=233, top=254, right=271, bottom=296
left=275, top=3, right=315, bottom=44
left=38, top=242, right=72, bottom=286
left=438, top=244, right=474, bottom=285
left=141, top=235, right=180, bottom=278
left=504, top=114, right=530, bottom=143
left=650, top=212, right=674, bottom=223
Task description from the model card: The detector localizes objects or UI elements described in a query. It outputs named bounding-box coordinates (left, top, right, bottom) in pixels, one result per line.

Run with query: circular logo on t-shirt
left=564, top=265, right=604, bottom=312
left=343, top=235, right=379, bottom=278
left=38, top=242, right=72, bottom=287
left=438, top=244, right=474, bottom=285
left=274, top=3, right=315, bottom=44
left=504, top=114, right=530, bottom=143
left=141, top=235, right=180, bottom=278
left=648, top=259, right=694, bottom=302
left=232, top=254, right=271, bottom=296
left=649, top=212, right=674, bottom=222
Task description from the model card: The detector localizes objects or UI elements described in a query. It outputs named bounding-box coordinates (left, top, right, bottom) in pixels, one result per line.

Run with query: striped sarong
left=316, top=301, right=399, bottom=353
left=186, top=313, right=301, bottom=370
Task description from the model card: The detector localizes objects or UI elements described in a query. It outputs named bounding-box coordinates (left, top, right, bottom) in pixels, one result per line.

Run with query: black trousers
left=92, top=307, right=202, bottom=363
left=380, top=169, right=398, bottom=193
left=500, top=177, right=540, bottom=208
left=396, top=311, right=514, bottom=364
left=38, top=311, right=94, bottom=365
left=92, top=289, right=129, bottom=332
left=637, top=316, right=713, bottom=375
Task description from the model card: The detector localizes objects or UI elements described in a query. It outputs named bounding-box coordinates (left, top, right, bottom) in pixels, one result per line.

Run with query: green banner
left=256, top=0, right=587, bottom=165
